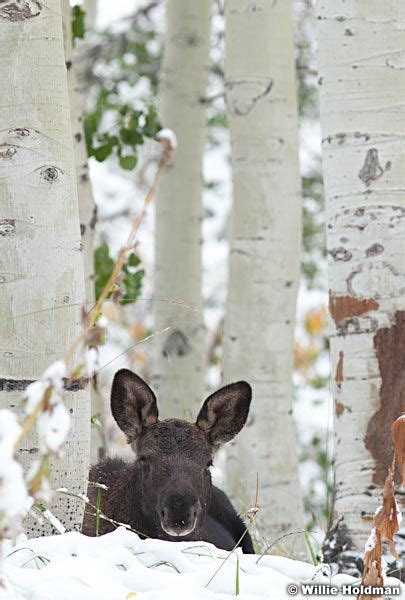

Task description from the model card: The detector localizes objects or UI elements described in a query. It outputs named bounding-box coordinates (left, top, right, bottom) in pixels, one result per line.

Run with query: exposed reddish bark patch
left=336, top=351, right=344, bottom=385
left=335, top=402, right=344, bottom=417
left=365, top=311, right=405, bottom=485
left=329, top=293, right=379, bottom=325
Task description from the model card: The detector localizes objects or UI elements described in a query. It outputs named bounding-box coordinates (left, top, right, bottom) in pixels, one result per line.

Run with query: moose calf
left=82, top=368, right=254, bottom=553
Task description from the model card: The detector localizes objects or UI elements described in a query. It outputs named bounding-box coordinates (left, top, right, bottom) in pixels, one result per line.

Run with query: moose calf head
left=111, top=369, right=251, bottom=538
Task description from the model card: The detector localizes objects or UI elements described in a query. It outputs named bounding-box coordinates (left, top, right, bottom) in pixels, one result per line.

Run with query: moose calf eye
left=139, top=456, right=150, bottom=467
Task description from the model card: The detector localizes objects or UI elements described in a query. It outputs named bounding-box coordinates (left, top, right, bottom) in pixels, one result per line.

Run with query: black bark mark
left=0, top=144, right=17, bottom=159
left=0, top=219, right=16, bottom=236
left=366, top=243, right=384, bottom=257
left=0, top=0, right=41, bottom=21
left=337, top=316, right=378, bottom=337
left=89, top=205, right=98, bottom=230
left=329, top=247, right=353, bottom=262
left=0, top=377, right=88, bottom=391
left=162, top=330, right=191, bottom=357
left=359, top=148, right=384, bottom=187
left=335, top=350, right=344, bottom=388
left=11, top=127, right=30, bottom=137
left=226, top=79, right=273, bottom=116
left=323, top=521, right=362, bottom=576
left=40, top=166, right=60, bottom=183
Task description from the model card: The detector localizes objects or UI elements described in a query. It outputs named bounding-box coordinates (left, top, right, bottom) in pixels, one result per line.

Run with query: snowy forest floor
left=1, top=528, right=403, bottom=600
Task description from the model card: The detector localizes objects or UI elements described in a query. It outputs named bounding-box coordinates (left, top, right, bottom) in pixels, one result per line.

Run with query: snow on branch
left=0, top=410, right=32, bottom=540
left=155, top=128, right=177, bottom=151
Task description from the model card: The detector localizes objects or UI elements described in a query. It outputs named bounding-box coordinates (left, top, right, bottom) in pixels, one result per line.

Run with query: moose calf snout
left=158, top=491, right=200, bottom=537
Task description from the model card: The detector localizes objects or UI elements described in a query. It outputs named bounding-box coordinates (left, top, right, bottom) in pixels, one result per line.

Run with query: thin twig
left=65, top=139, right=173, bottom=366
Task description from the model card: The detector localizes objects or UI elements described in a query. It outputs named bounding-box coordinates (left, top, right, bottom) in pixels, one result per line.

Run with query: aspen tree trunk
left=317, top=0, right=405, bottom=572
left=62, top=0, right=96, bottom=317
left=62, top=0, right=102, bottom=465
left=152, top=0, right=211, bottom=419
left=0, top=0, right=91, bottom=535
left=223, top=0, right=306, bottom=555
left=83, top=0, right=97, bottom=30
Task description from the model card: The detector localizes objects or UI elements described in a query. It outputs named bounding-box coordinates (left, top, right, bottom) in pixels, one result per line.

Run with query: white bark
left=152, top=0, right=211, bottom=419
left=62, top=0, right=96, bottom=314
left=82, top=0, right=97, bottom=30
left=62, top=0, right=101, bottom=465
left=317, top=0, right=405, bottom=569
left=223, top=0, right=306, bottom=555
left=0, top=0, right=90, bottom=535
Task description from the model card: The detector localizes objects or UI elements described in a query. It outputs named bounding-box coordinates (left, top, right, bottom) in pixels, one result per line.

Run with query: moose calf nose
left=159, top=492, right=200, bottom=537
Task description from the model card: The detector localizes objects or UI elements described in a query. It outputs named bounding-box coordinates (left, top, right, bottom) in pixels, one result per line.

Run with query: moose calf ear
left=111, top=369, right=158, bottom=441
left=196, top=381, right=251, bottom=446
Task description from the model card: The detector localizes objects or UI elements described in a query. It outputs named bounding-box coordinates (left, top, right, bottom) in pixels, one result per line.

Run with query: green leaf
left=91, top=414, right=102, bottom=428
left=72, top=5, right=85, bottom=41
left=119, top=127, right=144, bottom=146
left=128, top=253, right=141, bottom=267
left=94, top=245, right=144, bottom=306
left=119, top=154, right=137, bottom=170
left=94, top=244, right=115, bottom=300
left=93, top=145, right=112, bottom=162
left=121, top=269, right=144, bottom=305
left=143, top=107, right=161, bottom=138
left=84, top=112, right=99, bottom=155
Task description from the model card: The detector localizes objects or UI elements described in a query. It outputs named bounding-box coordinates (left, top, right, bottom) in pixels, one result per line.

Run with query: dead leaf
left=373, top=468, right=399, bottom=559
left=305, top=307, right=326, bottom=335
left=359, top=444, right=401, bottom=598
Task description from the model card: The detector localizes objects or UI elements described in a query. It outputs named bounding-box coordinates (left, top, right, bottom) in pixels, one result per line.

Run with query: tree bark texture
left=152, top=0, right=211, bottom=419
left=0, top=0, right=91, bottom=535
left=317, top=0, right=405, bottom=571
left=223, top=0, right=306, bottom=555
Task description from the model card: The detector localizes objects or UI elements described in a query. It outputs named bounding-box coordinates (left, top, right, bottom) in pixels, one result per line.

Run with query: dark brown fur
left=83, top=370, right=254, bottom=553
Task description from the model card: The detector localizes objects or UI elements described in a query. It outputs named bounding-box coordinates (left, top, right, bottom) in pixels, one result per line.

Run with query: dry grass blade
left=255, top=529, right=307, bottom=565
left=64, top=138, right=173, bottom=367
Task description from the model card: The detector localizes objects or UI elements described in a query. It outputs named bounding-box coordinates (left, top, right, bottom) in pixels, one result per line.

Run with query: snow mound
left=1, top=528, right=403, bottom=600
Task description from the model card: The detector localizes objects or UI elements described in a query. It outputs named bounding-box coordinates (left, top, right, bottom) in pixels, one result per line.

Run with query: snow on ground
left=3, top=527, right=401, bottom=600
